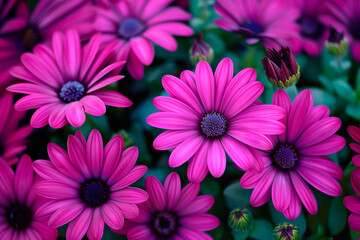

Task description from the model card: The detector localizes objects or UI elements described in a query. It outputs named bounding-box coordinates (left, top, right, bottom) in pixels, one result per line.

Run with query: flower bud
left=273, top=222, right=299, bottom=240
left=228, top=208, right=253, bottom=232
left=261, top=46, right=300, bottom=89
left=325, top=28, right=348, bottom=57
left=190, top=33, right=214, bottom=65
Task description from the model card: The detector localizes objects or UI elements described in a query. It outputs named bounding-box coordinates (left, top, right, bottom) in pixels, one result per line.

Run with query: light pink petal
left=214, top=58, right=233, bottom=111
left=299, top=135, right=345, bottom=155
left=271, top=171, right=291, bottom=212
left=101, top=135, right=124, bottom=180
left=87, top=208, right=104, bottom=240
left=111, top=165, right=147, bottom=191
left=80, top=95, right=106, bottom=116
left=169, top=135, right=203, bottom=168
left=66, top=208, right=92, bottom=240
left=153, top=130, right=200, bottom=150
left=145, top=176, right=166, bottom=211
left=187, top=140, right=209, bottom=183
left=34, top=180, right=78, bottom=199
left=179, top=195, right=215, bottom=216
left=164, top=172, right=181, bottom=210
left=143, top=28, right=177, bottom=51
left=86, top=129, right=103, bottom=178
left=250, top=168, right=276, bottom=207
left=283, top=186, right=302, bottom=220
left=173, top=183, right=200, bottom=211
left=290, top=171, right=317, bottom=215
left=48, top=202, right=84, bottom=228
left=130, top=37, right=154, bottom=65
left=195, top=61, right=215, bottom=111
left=207, top=139, right=226, bottom=178
left=14, top=155, right=33, bottom=202
left=65, top=101, right=85, bottom=127
left=227, top=129, right=273, bottom=150
left=92, top=90, right=132, bottom=108
left=230, top=118, right=285, bottom=135
left=101, top=202, right=124, bottom=230
left=146, top=112, right=198, bottom=130
left=127, top=225, right=152, bottom=240
left=111, top=188, right=149, bottom=204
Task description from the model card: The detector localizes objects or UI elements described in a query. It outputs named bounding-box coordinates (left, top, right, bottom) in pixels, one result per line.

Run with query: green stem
left=285, top=84, right=299, bottom=102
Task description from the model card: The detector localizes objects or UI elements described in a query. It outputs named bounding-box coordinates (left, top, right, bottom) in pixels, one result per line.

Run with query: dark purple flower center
left=6, top=204, right=33, bottom=230
left=276, top=225, right=296, bottom=239
left=59, top=81, right=85, bottom=103
left=200, top=112, right=227, bottom=137
left=243, top=21, right=263, bottom=35
left=118, top=18, right=144, bottom=39
left=79, top=179, right=109, bottom=207
left=22, top=25, right=41, bottom=52
left=152, top=211, right=178, bottom=237
left=272, top=143, right=298, bottom=170
left=298, top=16, right=324, bottom=39
left=349, top=21, right=360, bottom=40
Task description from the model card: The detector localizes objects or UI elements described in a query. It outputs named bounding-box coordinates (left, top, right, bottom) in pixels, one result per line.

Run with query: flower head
left=94, top=0, right=193, bottom=80
left=348, top=126, right=360, bottom=166
left=0, top=0, right=95, bottom=88
left=344, top=168, right=360, bottom=232
left=261, top=47, right=300, bottom=89
left=33, top=129, right=149, bottom=240
left=190, top=34, right=214, bottom=65
left=147, top=58, right=286, bottom=183
left=273, top=223, right=299, bottom=240
left=228, top=208, right=253, bottom=232
left=214, top=0, right=300, bottom=48
left=241, top=89, right=345, bottom=220
left=0, top=155, right=58, bottom=240
left=0, top=92, right=32, bottom=165
left=113, top=172, right=219, bottom=239
left=325, top=28, right=349, bottom=56
left=7, top=30, right=132, bottom=129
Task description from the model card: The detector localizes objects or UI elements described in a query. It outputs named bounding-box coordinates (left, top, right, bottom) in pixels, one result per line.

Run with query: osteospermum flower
left=0, top=155, right=58, bottom=240
left=147, top=58, right=286, bottom=183
left=113, top=172, right=219, bottom=239
left=241, top=90, right=345, bottom=220
left=344, top=168, right=360, bottom=232
left=0, top=92, right=32, bottom=165
left=33, top=129, right=149, bottom=240
left=326, top=0, right=360, bottom=61
left=290, top=0, right=333, bottom=56
left=7, top=30, right=132, bottom=128
left=0, top=0, right=95, bottom=88
left=94, top=0, right=193, bottom=80
left=214, top=0, right=300, bottom=48
left=348, top=126, right=360, bottom=166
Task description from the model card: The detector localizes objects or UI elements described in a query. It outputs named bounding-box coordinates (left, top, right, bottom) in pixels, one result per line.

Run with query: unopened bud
left=228, top=208, right=253, bottom=232
left=273, top=222, right=299, bottom=240
left=325, top=28, right=348, bottom=57
left=190, top=33, right=214, bottom=65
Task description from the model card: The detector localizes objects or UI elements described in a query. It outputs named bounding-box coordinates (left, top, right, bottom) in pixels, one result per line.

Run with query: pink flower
left=147, top=58, right=286, bottom=183
left=344, top=168, right=360, bottom=232
left=290, top=0, right=333, bottom=56
left=0, top=0, right=95, bottom=88
left=0, top=155, right=58, bottom=240
left=113, top=172, right=219, bottom=240
left=94, top=0, right=193, bottom=80
left=0, top=92, right=32, bottom=165
left=7, top=30, right=132, bottom=129
left=214, top=0, right=300, bottom=48
left=348, top=126, right=360, bottom=166
left=326, top=0, right=360, bottom=61
left=33, top=129, right=149, bottom=240
left=240, top=89, right=345, bottom=220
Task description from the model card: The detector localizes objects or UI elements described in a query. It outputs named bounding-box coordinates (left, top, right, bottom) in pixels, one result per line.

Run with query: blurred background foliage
left=21, top=0, right=360, bottom=239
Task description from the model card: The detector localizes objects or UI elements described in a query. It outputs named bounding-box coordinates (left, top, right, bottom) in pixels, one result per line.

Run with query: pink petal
left=290, top=171, right=317, bottom=215
left=87, top=208, right=104, bottom=240
left=48, top=105, right=68, bottom=129
left=86, top=129, right=104, bottom=178
left=111, top=165, right=147, bottom=191
left=180, top=213, right=219, bottom=231
left=348, top=213, right=360, bottom=231
left=67, top=135, right=91, bottom=179
left=283, top=186, right=302, bottom=220
left=126, top=50, right=144, bottom=80
left=250, top=168, right=276, bottom=207
left=79, top=32, right=101, bottom=80
left=344, top=196, right=360, bottom=215
left=109, top=200, right=139, bottom=219
left=164, top=172, right=181, bottom=210
left=240, top=168, right=267, bottom=189
left=31, top=104, right=59, bottom=128
left=195, top=61, right=215, bottom=111
left=146, top=112, right=198, bottom=130
left=87, top=75, right=123, bottom=93
left=173, top=183, right=200, bottom=211
left=299, top=135, right=345, bottom=156
left=169, top=135, right=203, bottom=168
left=235, top=104, right=286, bottom=121
left=107, top=147, right=138, bottom=185
left=143, top=28, right=177, bottom=51
left=80, top=95, right=106, bottom=116
left=179, top=195, right=215, bottom=216
left=92, top=90, right=132, bottom=108
left=187, top=140, right=209, bottom=183
left=298, top=156, right=344, bottom=181
left=14, top=155, right=33, bottom=202
left=178, top=227, right=213, bottom=240
left=33, top=160, right=78, bottom=186
left=34, top=180, right=78, bottom=199
left=153, top=130, right=199, bottom=150
left=48, top=202, right=84, bottom=228
left=230, top=118, right=285, bottom=135
left=271, top=171, right=291, bottom=212
left=130, top=37, right=154, bottom=65
left=101, top=202, right=124, bottom=230
left=32, top=221, right=58, bottom=240
left=214, top=58, right=233, bottom=111
left=127, top=225, right=152, bottom=240
left=101, top=135, right=124, bottom=180
left=153, top=96, right=200, bottom=118
left=65, top=101, right=85, bottom=127
left=66, top=208, right=92, bottom=240
left=207, top=139, right=226, bottom=178
left=227, top=129, right=273, bottom=150
left=145, top=176, right=166, bottom=211
left=111, top=188, right=149, bottom=204
left=63, top=30, right=81, bottom=78
left=348, top=126, right=360, bottom=143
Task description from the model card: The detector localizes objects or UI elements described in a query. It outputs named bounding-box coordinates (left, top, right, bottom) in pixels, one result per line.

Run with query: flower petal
left=290, top=171, right=317, bottom=215
left=169, top=135, right=203, bottom=168
left=65, top=101, right=85, bottom=127
left=207, top=139, right=226, bottom=178
left=66, top=208, right=92, bottom=240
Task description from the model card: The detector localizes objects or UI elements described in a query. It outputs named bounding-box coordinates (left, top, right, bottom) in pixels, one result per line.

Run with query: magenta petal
left=207, top=139, right=226, bottom=178
left=164, top=172, right=181, bottom=210
left=180, top=213, right=219, bottom=231
left=153, top=130, right=199, bottom=150
left=86, top=129, right=104, bottom=178
left=169, top=135, right=203, bottom=168
left=66, top=208, right=92, bottom=240
left=30, top=104, right=58, bottom=128
left=34, top=180, right=78, bottom=199
left=299, top=135, right=345, bottom=156
left=348, top=213, right=360, bottom=231
left=65, top=101, right=85, bottom=127
left=48, top=105, right=68, bottom=129
left=344, top=196, right=360, bottom=214
left=283, top=186, right=302, bottom=220
left=145, top=176, right=166, bottom=211
left=87, top=208, right=104, bottom=240
left=250, top=168, right=276, bottom=207
left=14, top=155, right=33, bottom=202
left=110, top=165, right=147, bottom=191
left=130, top=37, right=154, bottom=65
left=101, top=202, right=124, bottom=230
left=80, top=95, right=106, bottom=116
left=101, top=135, right=124, bottom=180
left=178, top=227, right=213, bottom=240
left=63, top=30, right=81, bottom=78
left=92, top=90, right=132, bottom=108
left=33, top=160, right=78, bottom=186
left=127, top=225, right=152, bottom=240
left=109, top=200, right=139, bottom=219
left=235, top=104, right=286, bottom=121
left=290, top=171, right=317, bottom=215
left=111, top=188, right=149, bottom=204
left=195, top=61, right=215, bottom=111
left=227, top=129, right=273, bottom=150
left=298, top=156, right=344, bottom=181
left=179, top=195, right=215, bottom=216
left=271, top=171, right=291, bottom=212
left=108, top=147, right=138, bottom=185
left=48, top=202, right=84, bottom=228
left=240, top=169, right=266, bottom=189
left=126, top=50, right=144, bottom=80
left=173, top=183, right=200, bottom=211
left=153, top=96, right=200, bottom=118
left=147, top=112, right=198, bottom=130
left=348, top=126, right=360, bottom=143
left=67, top=135, right=91, bottom=179
left=143, top=28, right=177, bottom=51
left=214, top=58, right=233, bottom=111
left=230, top=118, right=285, bottom=135
left=187, top=140, right=209, bottom=183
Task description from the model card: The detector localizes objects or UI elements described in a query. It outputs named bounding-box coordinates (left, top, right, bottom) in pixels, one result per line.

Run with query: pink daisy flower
left=113, top=172, right=219, bottom=240
left=33, top=129, right=149, bottom=240
left=0, top=0, right=95, bottom=88
left=0, top=92, right=32, bottom=165
left=348, top=126, right=360, bottom=166
left=290, top=0, right=332, bottom=56
left=94, top=0, right=193, bottom=80
left=147, top=58, right=286, bottom=183
left=7, top=30, right=132, bottom=129
left=0, top=155, right=58, bottom=240
left=326, top=0, right=360, bottom=61
left=344, top=168, right=360, bottom=232
left=240, top=89, right=345, bottom=220
left=214, top=0, right=300, bottom=48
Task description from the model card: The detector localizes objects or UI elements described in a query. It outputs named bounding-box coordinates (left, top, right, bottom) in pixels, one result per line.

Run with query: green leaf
left=223, top=182, right=252, bottom=209
left=269, top=203, right=307, bottom=235
left=307, top=87, right=336, bottom=112
left=328, top=197, right=347, bottom=236
left=232, top=230, right=249, bottom=240
left=351, top=229, right=360, bottom=240
left=346, top=104, right=360, bottom=120
left=333, top=79, right=356, bottom=103
left=355, top=68, right=360, bottom=97
left=318, top=75, right=333, bottom=92
left=249, top=219, right=273, bottom=240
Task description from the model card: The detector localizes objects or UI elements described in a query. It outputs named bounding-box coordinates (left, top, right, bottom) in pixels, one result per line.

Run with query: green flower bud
left=273, top=222, right=300, bottom=240
left=325, top=28, right=348, bottom=57
left=190, top=33, right=214, bottom=65
left=228, top=208, right=253, bottom=232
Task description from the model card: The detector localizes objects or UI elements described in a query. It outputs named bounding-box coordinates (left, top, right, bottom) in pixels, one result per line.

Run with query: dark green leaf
left=249, top=219, right=273, bottom=240
left=223, top=182, right=252, bottom=209
left=328, top=196, right=347, bottom=236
